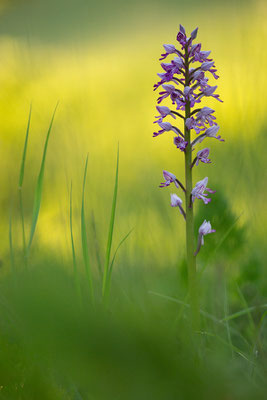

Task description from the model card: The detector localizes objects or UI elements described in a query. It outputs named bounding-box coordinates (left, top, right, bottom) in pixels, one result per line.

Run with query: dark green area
left=0, top=0, right=253, bottom=43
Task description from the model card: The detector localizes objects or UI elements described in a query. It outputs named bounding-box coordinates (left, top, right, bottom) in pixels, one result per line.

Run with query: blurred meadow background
left=0, top=0, right=267, bottom=398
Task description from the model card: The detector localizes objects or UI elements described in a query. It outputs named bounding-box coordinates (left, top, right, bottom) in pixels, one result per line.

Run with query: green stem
left=184, top=45, right=199, bottom=330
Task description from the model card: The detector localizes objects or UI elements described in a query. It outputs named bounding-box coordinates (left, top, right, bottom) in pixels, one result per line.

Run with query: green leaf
left=106, top=228, right=134, bottom=298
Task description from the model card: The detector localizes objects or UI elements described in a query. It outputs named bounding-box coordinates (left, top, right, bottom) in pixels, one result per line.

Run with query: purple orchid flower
left=194, top=220, right=216, bottom=255
left=157, top=84, right=182, bottom=104
left=170, top=193, right=186, bottom=219
left=196, top=107, right=216, bottom=126
left=174, top=136, right=188, bottom=151
left=205, top=125, right=223, bottom=140
left=153, top=121, right=179, bottom=137
left=195, top=148, right=211, bottom=166
left=160, top=44, right=178, bottom=61
left=192, top=124, right=224, bottom=146
left=191, top=177, right=215, bottom=204
left=171, top=57, right=184, bottom=70
left=154, top=106, right=176, bottom=123
left=159, top=170, right=180, bottom=188
left=193, top=50, right=212, bottom=63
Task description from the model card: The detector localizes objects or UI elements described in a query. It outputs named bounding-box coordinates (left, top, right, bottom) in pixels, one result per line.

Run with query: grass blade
left=102, top=145, right=119, bottom=300
left=81, top=155, right=94, bottom=303
left=19, top=105, right=32, bottom=266
left=196, top=331, right=252, bottom=363
left=223, top=281, right=233, bottom=357
left=9, top=211, right=15, bottom=274
left=19, top=104, right=32, bottom=188
left=149, top=291, right=250, bottom=347
left=236, top=283, right=256, bottom=335
left=70, top=182, right=82, bottom=305
left=27, top=104, right=58, bottom=254
left=106, top=228, right=134, bottom=298
left=91, top=211, right=102, bottom=276
left=221, top=304, right=267, bottom=322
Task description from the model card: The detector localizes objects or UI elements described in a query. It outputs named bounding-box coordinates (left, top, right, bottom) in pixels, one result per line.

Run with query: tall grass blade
left=19, top=104, right=32, bottom=188
left=91, top=211, right=102, bottom=275
left=106, top=228, right=134, bottom=298
left=221, top=304, right=267, bottom=322
left=81, top=155, right=94, bottom=303
left=223, top=281, right=233, bottom=357
left=197, top=331, right=252, bottom=363
left=236, top=283, right=256, bottom=335
left=102, top=145, right=119, bottom=300
left=9, top=211, right=15, bottom=274
left=70, top=182, right=82, bottom=305
left=19, top=105, right=32, bottom=266
left=27, top=104, right=58, bottom=254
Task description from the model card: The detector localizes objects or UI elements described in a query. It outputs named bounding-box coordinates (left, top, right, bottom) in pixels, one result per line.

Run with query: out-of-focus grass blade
left=221, top=304, right=267, bottom=322
left=236, top=283, right=256, bottom=335
left=18, top=105, right=32, bottom=265
left=27, top=104, right=58, bottom=254
left=19, top=104, right=32, bottom=188
left=81, top=155, right=94, bottom=303
left=9, top=211, right=15, bottom=273
left=102, top=145, right=119, bottom=300
left=149, top=291, right=250, bottom=346
left=197, top=331, right=252, bottom=363
left=70, top=182, right=82, bottom=305
left=223, top=281, right=233, bottom=357
left=91, top=211, right=102, bottom=275
left=106, top=228, right=134, bottom=297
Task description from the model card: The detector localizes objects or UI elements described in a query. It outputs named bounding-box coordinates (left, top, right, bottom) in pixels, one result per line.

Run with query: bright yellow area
left=0, top=1, right=266, bottom=265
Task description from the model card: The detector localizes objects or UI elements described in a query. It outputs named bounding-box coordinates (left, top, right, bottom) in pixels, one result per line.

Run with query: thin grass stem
left=70, top=182, right=82, bottom=305
left=81, top=155, right=94, bottom=304
left=102, top=145, right=119, bottom=302
left=27, top=103, right=58, bottom=255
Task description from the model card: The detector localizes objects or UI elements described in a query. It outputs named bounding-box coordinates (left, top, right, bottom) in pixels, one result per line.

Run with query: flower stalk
left=153, top=25, right=223, bottom=329
left=184, top=49, right=199, bottom=327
